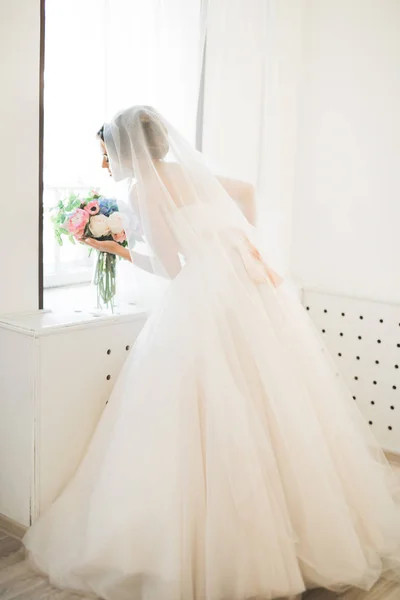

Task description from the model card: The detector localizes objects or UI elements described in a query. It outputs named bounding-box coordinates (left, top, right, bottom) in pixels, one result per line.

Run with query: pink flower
left=112, top=230, right=126, bottom=243
left=67, top=209, right=89, bottom=238
left=84, top=200, right=100, bottom=216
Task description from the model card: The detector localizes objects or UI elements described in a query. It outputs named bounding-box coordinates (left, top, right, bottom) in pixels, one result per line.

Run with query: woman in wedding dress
left=23, top=106, right=400, bottom=600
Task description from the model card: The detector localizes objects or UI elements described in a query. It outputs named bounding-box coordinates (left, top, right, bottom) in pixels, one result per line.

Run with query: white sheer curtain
left=102, top=0, right=203, bottom=138
left=257, top=0, right=305, bottom=275
left=202, top=0, right=305, bottom=276
left=43, top=0, right=203, bottom=300
left=202, top=0, right=266, bottom=185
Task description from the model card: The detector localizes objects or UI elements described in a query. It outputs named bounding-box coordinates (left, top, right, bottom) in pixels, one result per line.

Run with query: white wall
left=0, top=0, right=41, bottom=313
left=291, top=0, right=400, bottom=303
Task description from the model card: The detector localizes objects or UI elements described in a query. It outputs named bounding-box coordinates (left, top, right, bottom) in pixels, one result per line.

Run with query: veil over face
left=103, top=105, right=258, bottom=284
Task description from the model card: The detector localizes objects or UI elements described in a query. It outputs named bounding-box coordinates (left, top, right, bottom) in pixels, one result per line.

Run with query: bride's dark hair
left=97, top=108, right=169, bottom=160
left=97, top=125, right=105, bottom=141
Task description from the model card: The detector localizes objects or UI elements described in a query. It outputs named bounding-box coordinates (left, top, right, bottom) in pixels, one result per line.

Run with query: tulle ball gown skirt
left=23, top=250, right=400, bottom=600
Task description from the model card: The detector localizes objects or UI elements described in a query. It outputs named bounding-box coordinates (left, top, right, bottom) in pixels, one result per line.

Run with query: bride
left=24, top=106, right=400, bottom=600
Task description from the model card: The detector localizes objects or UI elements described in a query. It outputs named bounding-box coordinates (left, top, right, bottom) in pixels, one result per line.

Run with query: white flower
left=107, top=212, right=125, bottom=235
left=89, top=214, right=111, bottom=238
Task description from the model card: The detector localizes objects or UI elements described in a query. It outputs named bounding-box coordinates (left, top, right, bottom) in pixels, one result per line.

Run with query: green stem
left=93, top=251, right=117, bottom=310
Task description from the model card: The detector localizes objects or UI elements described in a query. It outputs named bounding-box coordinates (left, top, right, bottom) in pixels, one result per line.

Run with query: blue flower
left=98, top=197, right=118, bottom=217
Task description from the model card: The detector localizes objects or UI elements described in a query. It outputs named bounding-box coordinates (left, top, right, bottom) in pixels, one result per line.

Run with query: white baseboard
left=0, top=513, right=27, bottom=540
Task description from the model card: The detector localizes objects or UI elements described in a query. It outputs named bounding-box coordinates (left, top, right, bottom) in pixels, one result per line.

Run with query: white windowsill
left=44, top=270, right=93, bottom=289
left=44, top=282, right=142, bottom=313
left=44, top=283, right=98, bottom=312
left=43, top=278, right=153, bottom=320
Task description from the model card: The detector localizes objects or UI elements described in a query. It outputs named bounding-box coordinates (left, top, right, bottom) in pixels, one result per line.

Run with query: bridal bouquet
left=51, top=190, right=135, bottom=309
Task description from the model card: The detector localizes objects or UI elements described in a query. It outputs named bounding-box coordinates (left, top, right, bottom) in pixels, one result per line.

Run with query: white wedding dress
left=23, top=107, right=400, bottom=600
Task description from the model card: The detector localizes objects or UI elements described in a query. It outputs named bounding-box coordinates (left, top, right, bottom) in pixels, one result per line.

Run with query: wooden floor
left=0, top=529, right=399, bottom=600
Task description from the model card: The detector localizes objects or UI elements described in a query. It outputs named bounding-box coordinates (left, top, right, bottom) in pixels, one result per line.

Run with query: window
left=43, top=0, right=203, bottom=304
left=43, top=0, right=110, bottom=291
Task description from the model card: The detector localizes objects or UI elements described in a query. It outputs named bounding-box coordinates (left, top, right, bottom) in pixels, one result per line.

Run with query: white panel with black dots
left=302, top=289, right=400, bottom=453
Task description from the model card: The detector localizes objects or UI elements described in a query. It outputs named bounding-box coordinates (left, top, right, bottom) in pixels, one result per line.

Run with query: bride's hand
left=84, top=239, right=119, bottom=254
left=244, top=238, right=284, bottom=287
left=84, top=239, right=131, bottom=261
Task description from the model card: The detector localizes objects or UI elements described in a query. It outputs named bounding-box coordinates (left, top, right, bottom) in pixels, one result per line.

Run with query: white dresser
left=0, top=308, right=147, bottom=528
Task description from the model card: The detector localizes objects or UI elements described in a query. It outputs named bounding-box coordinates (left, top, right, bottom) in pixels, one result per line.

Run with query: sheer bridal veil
left=103, top=105, right=273, bottom=296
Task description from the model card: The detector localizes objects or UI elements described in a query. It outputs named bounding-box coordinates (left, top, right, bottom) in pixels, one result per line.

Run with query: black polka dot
left=391, top=406, right=395, bottom=410
left=340, top=332, right=344, bottom=337
left=375, top=360, right=379, bottom=365
left=359, top=316, right=364, bottom=320
left=354, top=376, right=359, bottom=381
left=369, top=421, right=373, bottom=425
left=106, top=374, right=111, bottom=381
left=106, top=349, right=111, bottom=355
left=373, top=381, right=377, bottom=385
left=388, top=426, right=393, bottom=431
left=377, top=339, right=381, bottom=344
left=356, top=356, right=360, bottom=360
left=379, top=319, right=384, bottom=323
left=371, top=401, right=375, bottom=405
left=393, top=386, right=397, bottom=390
left=322, top=329, right=326, bottom=333
left=358, top=336, right=362, bottom=340
left=125, top=345, right=130, bottom=351
left=338, top=353, right=342, bottom=357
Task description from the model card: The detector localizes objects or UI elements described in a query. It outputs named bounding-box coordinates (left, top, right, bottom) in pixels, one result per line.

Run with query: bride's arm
left=217, top=176, right=257, bottom=226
